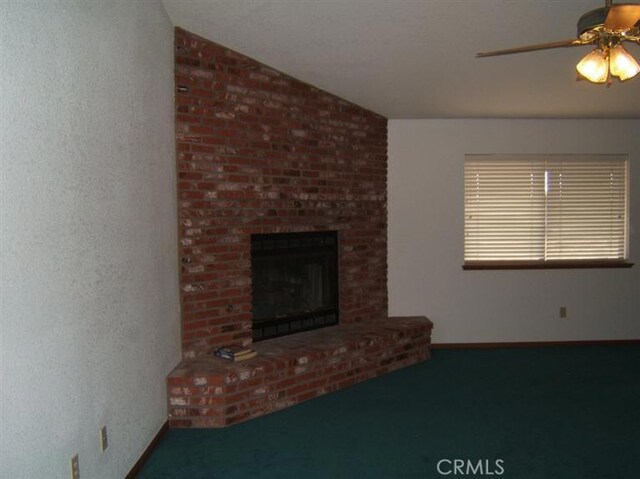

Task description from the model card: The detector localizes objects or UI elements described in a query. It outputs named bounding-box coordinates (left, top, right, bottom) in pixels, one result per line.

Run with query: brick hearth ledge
left=167, top=316, right=433, bottom=428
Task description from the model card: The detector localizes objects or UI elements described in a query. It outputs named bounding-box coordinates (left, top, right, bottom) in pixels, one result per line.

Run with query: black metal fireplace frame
left=250, top=231, right=339, bottom=341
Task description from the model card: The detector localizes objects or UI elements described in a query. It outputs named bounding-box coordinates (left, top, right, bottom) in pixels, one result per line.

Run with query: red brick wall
left=175, top=28, right=388, bottom=358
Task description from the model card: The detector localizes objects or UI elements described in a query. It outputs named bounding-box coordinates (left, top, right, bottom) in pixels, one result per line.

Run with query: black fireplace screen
left=251, top=231, right=339, bottom=341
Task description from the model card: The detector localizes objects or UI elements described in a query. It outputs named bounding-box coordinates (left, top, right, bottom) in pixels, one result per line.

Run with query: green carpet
left=139, top=346, right=640, bottom=478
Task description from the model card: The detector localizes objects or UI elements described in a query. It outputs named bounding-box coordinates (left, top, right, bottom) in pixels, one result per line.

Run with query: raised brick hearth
left=168, top=317, right=433, bottom=427
left=168, top=28, right=433, bottom=428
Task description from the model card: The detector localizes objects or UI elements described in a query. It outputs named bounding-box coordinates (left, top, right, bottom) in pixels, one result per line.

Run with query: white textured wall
left=0, top=2, right=180, bottom=478
left=389, top=120, right=640, bottom=343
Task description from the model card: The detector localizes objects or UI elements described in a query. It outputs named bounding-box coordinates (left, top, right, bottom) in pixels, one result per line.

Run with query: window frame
left=463, top=154, right=633, bottom=270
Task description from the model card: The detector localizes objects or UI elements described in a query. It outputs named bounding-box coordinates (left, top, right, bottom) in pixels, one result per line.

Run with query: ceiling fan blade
left=604, top=4, right=640, bottom=30
left=476, top=39, right=583, bottom=58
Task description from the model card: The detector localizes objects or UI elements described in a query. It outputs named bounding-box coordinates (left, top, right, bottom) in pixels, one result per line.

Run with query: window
left=464, top=154, right=631, bottom=269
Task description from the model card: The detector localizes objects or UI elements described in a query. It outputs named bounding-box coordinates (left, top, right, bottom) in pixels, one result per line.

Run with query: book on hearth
left=214, top=345, right=257, bottom=361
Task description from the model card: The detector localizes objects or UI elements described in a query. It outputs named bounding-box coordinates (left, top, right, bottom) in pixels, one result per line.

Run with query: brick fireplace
left=167, top=28, right=432, bottom=427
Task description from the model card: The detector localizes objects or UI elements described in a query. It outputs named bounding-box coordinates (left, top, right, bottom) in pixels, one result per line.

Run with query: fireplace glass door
left=251, top=231, right=339, bottom=341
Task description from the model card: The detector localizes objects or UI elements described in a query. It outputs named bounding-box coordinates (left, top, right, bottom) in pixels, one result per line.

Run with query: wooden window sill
left=463, top=260, right=634, bottom=270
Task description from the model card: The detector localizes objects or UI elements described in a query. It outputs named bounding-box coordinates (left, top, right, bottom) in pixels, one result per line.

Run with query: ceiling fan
left=477, top=0, right=640, bottom=84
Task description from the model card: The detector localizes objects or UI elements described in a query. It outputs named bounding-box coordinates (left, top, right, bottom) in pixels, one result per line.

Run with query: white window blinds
left=464, top=155, right=628, bottom=263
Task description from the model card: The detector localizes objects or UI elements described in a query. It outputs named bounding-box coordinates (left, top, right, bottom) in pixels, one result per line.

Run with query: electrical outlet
left=560, top=306, right=568, bottom=319
left=70, top=454, right=79, bottom=479
left=100, top=426, right=108, bottom=452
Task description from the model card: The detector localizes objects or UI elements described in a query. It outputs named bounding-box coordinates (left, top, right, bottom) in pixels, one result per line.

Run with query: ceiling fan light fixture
left=477, top=1, right=640, bottom=85
left=609, top=44, right=640, bottom=80
left=576, top=48, right=609, bottom=83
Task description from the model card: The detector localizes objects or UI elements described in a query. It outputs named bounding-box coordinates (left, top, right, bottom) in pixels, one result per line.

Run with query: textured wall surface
left=389, top=119, right=640, bottom=344
left=175, top=29, right=389, bottom=357
left=0, top=2, right=179, bottom=478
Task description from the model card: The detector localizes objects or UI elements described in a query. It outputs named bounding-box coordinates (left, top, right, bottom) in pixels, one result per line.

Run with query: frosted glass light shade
left=609, top=44, right=640, bottom=81
left=576, top=49, right=609, bottom=83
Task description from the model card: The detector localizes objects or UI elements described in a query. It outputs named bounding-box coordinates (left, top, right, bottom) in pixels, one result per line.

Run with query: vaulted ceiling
left=162, top=0, right=640, bottom=119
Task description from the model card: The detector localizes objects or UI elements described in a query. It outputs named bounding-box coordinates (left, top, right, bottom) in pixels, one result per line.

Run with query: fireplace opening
left=251, top=231, right=339, bottom=341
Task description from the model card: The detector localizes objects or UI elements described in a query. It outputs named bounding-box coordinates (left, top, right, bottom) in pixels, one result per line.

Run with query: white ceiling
left=161, top=0, right=640, bottom=119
